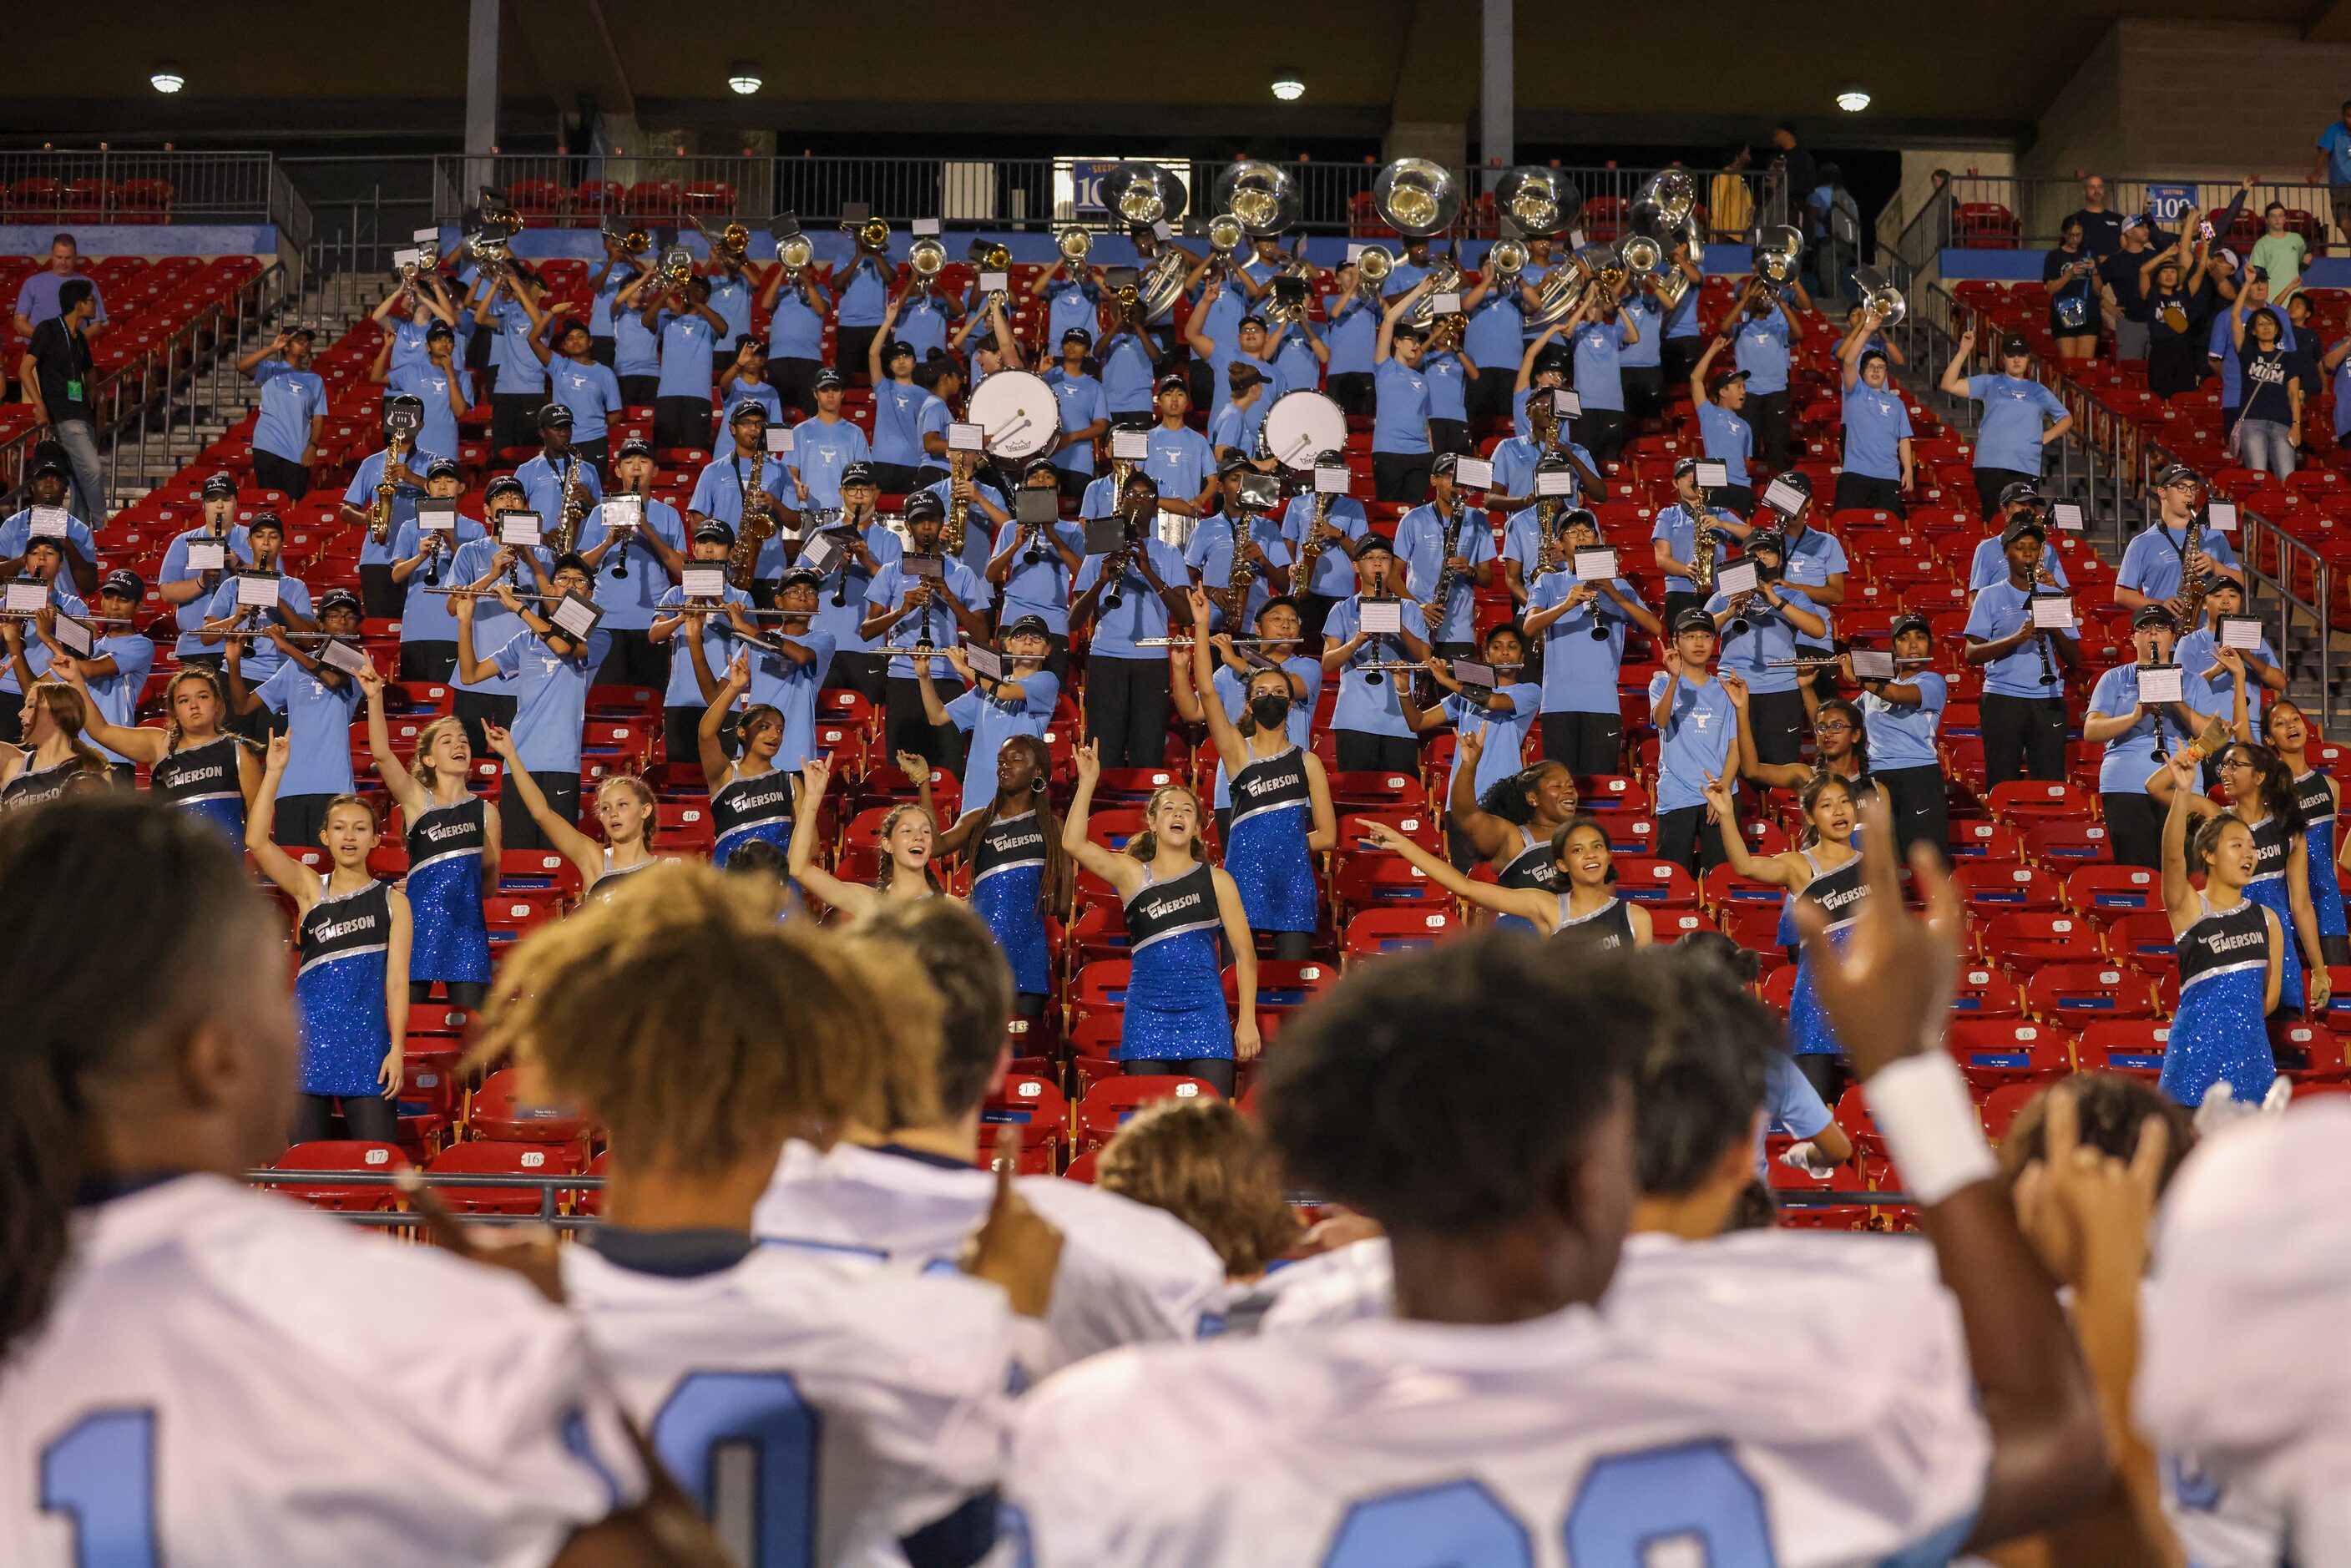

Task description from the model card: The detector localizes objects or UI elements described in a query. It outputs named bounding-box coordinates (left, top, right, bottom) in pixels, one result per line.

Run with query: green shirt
left=2250, top=232, right=2308, bottom=289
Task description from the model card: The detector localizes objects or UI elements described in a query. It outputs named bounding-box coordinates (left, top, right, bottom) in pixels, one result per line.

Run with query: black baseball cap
left=1531, top=345, right=1570, bottom=376
left=904, top=491, right=946, bottom=522
left=813, top=368, right=844, bottom=391
left=734, top=333, right=766, bottom=354
left=424, top=456, right=462, bottom=482
left=1672, top=607, right=1716, bottom=635
left=1889, top=613, right=1932, bottom=641
left=777, top=567, right=824, bottom=591
left=616, top=436, right=655, bottom=462
left=1996, top=479, right=2042, bottom=509
left=1004, top=613, right=1052, bottom=640
left=727, top=399, right=771, bottom=425
left=385, top=392, right=424, bottom=415
left=1711, top=367, right=1751, bottom=391
left=2155, top=462, right=2201, bottom=488
left=1352, top=534, right=1395, bottom=561
left=1022, top=456, right=1057, bottom=481
left=424, top=320, right=455, bottom=341
left=1061, top=326, right=1094, bottom=346
left=99, top=568, right=144, bottom=600
left=30, top=453, right=68, bottom=483
left=1431, top=452, right=1460, bottom=478
left=2132, top=603, right=2177, bottom=630
left=201, top=471, right=237, bottom=499
left=1217, top=452, right=1251, bottom=478
left=1155, top=373, right=1189, bottom=396
left=840, top=461, right=877, bottom=488
left=246, top=511, right=285, bottom=536
left=2000, top=334, right=2031, bottom=357
left=2001, top=514, right=2047, bottom=547
left=483, top=475, right=528, bottom=503
left=1744, top=527, right=1787, bottom=556
left=316, top=587, right=362, bottom=618
left=694, top=520, right=736, bottom=545
left=535, top=402, right=573, bottom=430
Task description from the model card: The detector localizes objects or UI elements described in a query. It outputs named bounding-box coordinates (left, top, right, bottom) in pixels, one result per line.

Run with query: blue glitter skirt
left=1120, top=933, right=1232, bottom=1062
left=2161, top=969, right=2277, bottom=1107
left=179, top=792, right=247, bottom=857
left=405, top=853, right=490, bottom=984
left=973, top=862, right=1052, bottom=996
left=714, top=816, right=792, bottom=868
left=1225, top=803, right=1317, bottom=933
left=2246, top=878, right=2304, bottom=1010
left=1786, top=933, right=1852, bottom=1058
left=296, top=954, right=392, bottom=1097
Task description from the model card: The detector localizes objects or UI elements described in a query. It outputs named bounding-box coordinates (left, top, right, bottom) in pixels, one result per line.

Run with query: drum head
left=1258, top=391, right=1347, bottom=472
left=967, top=370, right=1060, bottom=459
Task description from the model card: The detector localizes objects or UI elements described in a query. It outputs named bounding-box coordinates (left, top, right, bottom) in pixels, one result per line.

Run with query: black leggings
left=1262, top=929, right=1314, bottom=962
left=1084, top=655, right=1171, bottom=770
left=410, top=979, right=490, bottom=1009
left=1793, top=1054, right=1846, bottom=1104
left=1122, top=1056, right=1236, bottom=1096
left=2102, top=790, right=2165, bottom=870
left=1013, top=992, right=1048, bottom=1020
left=292, top=1091, right=398, bottom=1146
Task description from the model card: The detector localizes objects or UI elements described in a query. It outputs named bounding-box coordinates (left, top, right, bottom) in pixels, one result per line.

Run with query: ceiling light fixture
left=1835, top=88, right=1871, bottom=113
left=1272, top=75, right=1305, bottom=103
left=728, top=63, right=762, bottom=96
left=150, top=68, right=186, bottom=94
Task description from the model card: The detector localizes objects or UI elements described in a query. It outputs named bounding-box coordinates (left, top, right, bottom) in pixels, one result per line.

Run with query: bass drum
left=967, top=369, right=1061, bottom=460
left=1257, top=390, right=1348, bottom=472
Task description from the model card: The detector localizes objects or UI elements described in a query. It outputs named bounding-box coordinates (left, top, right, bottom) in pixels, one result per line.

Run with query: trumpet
left=1055, top=227, right=1093, bottom=265
left=1486, top=239, right=1529, bottom=287
left=1853, top=266, right=1906, bottom=328
left=908, top=235, right=948, bottom=294
left=851, top=216, right=890, bottom=253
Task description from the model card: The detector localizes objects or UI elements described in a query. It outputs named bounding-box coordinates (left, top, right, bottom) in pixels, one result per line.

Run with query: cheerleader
left=1186, top=589, right=1334, bottom=960
left=1704, top=768, right=1865, bottom=1100
left=483, top=722, right=660, bottom=903
left=355, top=665, right=498, bottom=1009
left=2268, top=698, right=2350, bottom=967
left=1063, top=740, right=1259, bottom=1095
left=63, top=664, right=260, bottom=848
left=786, top=751, right=953, bottom=923
left=935, top=733, right=1064, bottom=1018
left=1443, top=729, right=1580, bottom=935
left=699, top=650, right=796, bottom=863
left=1358, top=815, right=1653, bottom=949
left=0, top=682, right=109, bottom=812
left=2156, top=743, right=2283, bottom=1106
left=246, top=735, right=410, bottom=1144
left=2149, top=737, right=2331, bottom=1016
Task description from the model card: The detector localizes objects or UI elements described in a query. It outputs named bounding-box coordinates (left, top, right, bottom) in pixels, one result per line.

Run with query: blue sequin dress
left=402, top=795, right=490, bottom=985
left=2162, top=895, right=2278, bottom=1107
left=1223, top=745, right=1318, bottom=933
left=1493, top=824, right=1558, bottom=937
left=1779, top=846, right=1866, bottom=1058
left=296, top=878, right=394, bottom=1096
left=2242, top=814, right=2306, bottom=1012
left=971, top=808, right=1052, bottom=997
left=1120, top=860, right=1231, bottom=1063
left=711, top=763, right=796, bottom=865
left=151, top=734, right=249, bottom=855
left=2294, top=771, right=2347, bottom=944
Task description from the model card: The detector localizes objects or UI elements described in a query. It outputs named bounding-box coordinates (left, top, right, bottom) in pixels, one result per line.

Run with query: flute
left=0, top=609, right=139, bottom=625
left=422, top=586, right=569, bottom=602
left=1130, top=635, right=1297, bottom=647
left=207, top=629, right=349, bottom=642
left=1762, top=655, right=1936, bottom=670
left=1356, top=659, right=1432, bottom=674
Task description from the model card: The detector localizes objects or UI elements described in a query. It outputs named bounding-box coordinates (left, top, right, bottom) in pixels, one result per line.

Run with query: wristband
left=1865, top=1050, right=1996, bottom=1206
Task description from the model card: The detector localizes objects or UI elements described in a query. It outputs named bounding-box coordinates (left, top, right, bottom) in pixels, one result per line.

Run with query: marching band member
left=198, top=513, right=314, bottom=741
left=1706, top=527, right=1825, bottom=767
left=1044, top=327, right=1111, bottom=499
left=1649, top=607, right=1741, bottom=875
left=787, top=752, right=953, bottom=920
left=1687, top=336, right=1758, bottom=516
left=577, top=436, right=689, bottom=688
left=934, top=732, right=1064, bottom=1019
left=1209, top=363, right=1272, bottom=464
left=807, top=461, right=897, bottom=710
left=1850, top=615, right=1952, bottom=862
left=1073, top=470, right=1191, bottom=769
left=388, top=458, right=488, bottom=681
left=33, top=568, right=150, bottom=776
left=1965, top=482, right=2068, bottom=591
left=867, top=311, right=933, bottom=495
left=1650, top=454, right=1752, bottom=629
left=1371, top=279, right=1438, bottom=503
left=2174, top=573, right=2285, bottom=737
left=1279, top=447, right=1370, bottom=645
left=650, top=520, right=758, bottom=763
left=862, top=491, right=994, bottom=769
left=454, top=556, right=599, bottom=852
left=922, top=450, right=1015, bottom=586
left=1568, top=282, right=1636, bottom=463
left=1188, top=454, right=1294, bottom=632
left=245, top=736, right=408, bottom=1143
left=2086, top=605, right=2241, bottom=868
left=1064, top=740, right=1259, bottom=1095
left=2155, top=744, right=2284, bottom=1106
left=1321, top=258, right=1381, bottom=417
left=540, top=318, right=624, bottom=477
left=716, top=333, right=787, bottom=432
left=1321, top=535, right=1430, bottom=774
left=160, top=472, right=251, bottom=668
left=237, top=325, right=327, bottom=500
left=354, top=665, right=496, bottom=1009
left=1965, top=513, right=2082, bottom=787
left=686, top=401, right=799, bottom=600
left=912, top=615, right=1059, bottom=787
left=642, top=271, right=727, bottom=453
left=756, top=245, right=834, bottom=417
left=340, top=396, right=429, bottom=618
left=1393, top=453, right=1494, bottom=660
left=64, top=663, right=256, bottom=849
left=220, top=590, right=366, bottom=848
left=1139, top=374, right=1219, bottom=517
left=448, top=492, right=558, bottom=753
left=988, top=462, right=1086, bottom=675
left=1728, top=275, right=1803, bottom=470
left=469, top=256, right=555, bottom=455
left=1363, top=813, right=1653, bottom=948
left=1421, top=312, right=1476, bottom=458
left=0, top=535, right=87, bottom=747
left=2116, top=463, right=2243, bottom=619
left=1523, top=507, right=1659, bottom=773
left=1943, top=330, right=2075, bottom=519
left=517, top=402, right=606, bottom=536
left=1836, top=321, right=1913, bottom=516
left=373, top=318, right=468, bottom=468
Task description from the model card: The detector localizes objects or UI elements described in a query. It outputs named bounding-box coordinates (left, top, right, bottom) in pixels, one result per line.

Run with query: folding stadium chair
left=1978, top=911, right=2101, bottom=969
left=1986, top=779, right=2095, bottom=825
left=1341, top=908, right=1463, bottom=963
left=2022, top=820, right=2112, bottom=866
left=2065, top=864, right=2163, bottom=923
left=270, top=1141, right=409, bottom=1212
left=1609, top=856, right=1699, bottom=908
left=1952, top=861, right=2065, bottom=914
left=1950, top=964, right=2025, bottom=1018
left=2075, top=1019, right=2170, bottom=1080
left=2273, top=1019, right=2348, bottom=1083
left=423, top=1140, right=584, bottom=1216
left=1945, top=1019, right=2074, bottom=1091
left=1331, top=855, right=1451, bottom=918
left=466, top=1067, right=594, bottom=1145
left=1076, top=1075, right=1220, bottom=1151
left=1979, top=1081, right=2045, bottom=1141
left=2025, top=962, right=2156, bottom=1022
left=1649, top=908, right=1722, bottom=945
left=2101, top=911, right=2178, bottom=969
left=982, top=1075, right=1070, bottom=1157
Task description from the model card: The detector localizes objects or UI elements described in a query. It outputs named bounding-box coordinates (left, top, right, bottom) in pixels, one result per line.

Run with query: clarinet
left=422, top=529, right=443, bottom=587
left=1363, top=586, right=1393, bottom=687
left=1425, top=500, right=1466, bottom=635
left=609, top=495, right=633, bottom=581
left=2026, top=588, right=2058, bottom=686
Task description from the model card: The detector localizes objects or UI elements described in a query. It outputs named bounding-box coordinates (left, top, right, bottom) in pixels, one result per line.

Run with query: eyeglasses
left=1815, top=720, right=1854, bottom=734
left=2216, top=756, right=2253, bottom=772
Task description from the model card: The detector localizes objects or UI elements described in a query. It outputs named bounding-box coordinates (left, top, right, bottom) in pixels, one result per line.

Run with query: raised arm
left=354, top=666, right=428, bottom=817
left=697, top=651, right=751, bottom=795
left=1940, top=327, right=1978, bottom=398
left=482, top=723, right=602, bottom=887
left=1059, top=740, right=1147, bottom=893
left=246, top=736, right=319, bottom=906
left=784, top=755, right=879, bottom=919
left=1361, top=819, right=1555, bottom=926
left=1187, top=590, right=1249, bottom=776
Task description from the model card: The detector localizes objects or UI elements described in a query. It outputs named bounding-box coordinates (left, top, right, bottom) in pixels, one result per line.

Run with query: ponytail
left=1125, top=784, right=1207, bottom=865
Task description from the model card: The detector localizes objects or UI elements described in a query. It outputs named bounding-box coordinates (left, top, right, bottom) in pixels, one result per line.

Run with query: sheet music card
left=797, top=533, right=844, bottom=578
left=185, top=540, right=226, bottom=574
left=417, top=500, right=457, bottom=534
left=1693, top=459, right=1729, bottom=489
left=2030, top=594, right=2075, bottom=630
left=2219, top=615, right=2264, bottom=651
left=1454, top=458, right=1493, bottom=490
left=1762, top=476, right=1808, bottom=517
left=550, top=593, right=603, bottom=641
left=500, top=514, right=543, bottom=548
left=28, top=507, right=70, bottom=539
left=1112, top=430, right=1150, bottom=461
left=2137, top=664, right=2185, bottom=704
left=2050, top=502, right=2086, bottom=533
left=681, top=566, right=727, bottom=601
left=1358, top=599, right=1403, bottom=636
left=1315, top=465, right=1350, bottom=494
left=766, top=426, right=793, bottom=455
left=2205, top=503, right=2238, bottom=534
left=964, top=644, right=1005, bottom=681
left=1848, top=648, right=1896, bottom=681
left=3, top=580, right=45, bottom=615
left=235, top=574, right=281, bottom=609
left=319, top=638, right=374, bottom=678
left=50, top=614, right=92, bottom=658
left=1535, top=469, right=1573, bottom=497
left=948, top=422, right=985, bottom=453
left=1574, top=548, right=1619, bottom=584
left=1715, top=560, right=1758, bottom=599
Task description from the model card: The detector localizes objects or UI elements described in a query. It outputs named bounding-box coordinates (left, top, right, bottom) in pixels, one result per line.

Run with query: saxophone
left=368, top=438, right=401, bottom=546
left=1533, top=495, right=1566, bottom=576
left=552, top=454, right=588, bottom=555
left=1222, top=511, right=1256, bottom=625
left=1294, top=485, right=1334, bottom=596
left=1109, top=451, right=1134, bottom=512
left=943, top=453, right=970, bottom=560
left=730, top=457, right=777, bottom=590
left=1690, top=504, right=1718, bottom=594
left=2179, top=510, right=2208, bottom=627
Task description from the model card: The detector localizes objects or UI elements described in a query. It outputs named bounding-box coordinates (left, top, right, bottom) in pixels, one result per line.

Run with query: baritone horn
left=1104, top=162, right=1189, bottom=229
left=1493, top=165, right=1580, bottom=238
left=1755, top=225, right=1804, bottom=286
left=909, top=235, right=948, bottom=284
left=1056, top=227, right=1093, bottom=263
left=1853, top=266, right=1907, bottom=327
left=1211, top=159, right=1301, bottom=236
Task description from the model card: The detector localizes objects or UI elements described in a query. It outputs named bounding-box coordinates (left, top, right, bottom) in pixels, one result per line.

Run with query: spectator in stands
left=2086, top=605, right=2237, bottom=868
left=2283, top=293, right=2323, bottom=417
left=1805, top=164, right=1860, bottom=297
left=38, top=568, right=151, bottom=781
left=1688, top=336, right=1757, bottom=515
left=515, top=404, right=604, bottom=544
left=2064, top=174, right=2124, bottom=258
left=1372, top=281, right=1438, bottom=503
left=235, top=327, right=326, bottom=501
left=1727, top=277, right=1800, bottom=470
left=1942, top=329, right=2074, bottom=519
left=164, top=473, right=250, bottom=669
left=2228, top=291, right=2303, bottom=478
left=13, top=234, right=104, bottom=341
left=388, top=458, right=488, bottom=681
left=469, top=263, right=554, bottom=456
left=1043, top=331, right=1110, bottom=499
left=372, top=319, right=468, bottom=471
left=645, top=272, right=726, bottom=455
left=1965, top=513, right=2080, bottom=787
left=1648, top=607, right=1739, bottom=875
left=0, top=448, right=99, bottom=598
left=587, top=230, right=650, bottom=370
left=222, top=594, right=367, bottom=849
left=2141, top=225, right=2217, bottom=401
left=2313, top=100, right=2351, bottom=245
left=18, top=276, right=104, bottom=528
left=2099, top=217, right=2160, bottom=362
left=756, top=250, right=832, bottom=418
left=2323, top=321, right=2351, bottom=453
left=2116, top=464, right=2243, bottom=622
left=1523, top=508, right=1657, bottom=772
left=862, top=491, right=994, bottom=768
left=1835, top=326, right=1912, bottom=515
left=1707, top=529, right=1825, bottom=766
left=787, top=369, right=872, bottom=510
left=545, top=317, right=624, bottom=475
left=1651, top=455, right=1751, bottom=629
left=1852, top=614, right=1949, bottom=862
left=2045, top=220, right=2101, bottom=360
left=2212, top=267, right=2296, bottom=444
left=456, top=555, right=599, bottom=853
left=2250, top=205, right=2308, bottom=301
left=577, top=438, right=688, bottom=690
left=369, top=271, right=458, bottom=395
left=1767, top=123, right=1817, bottom=230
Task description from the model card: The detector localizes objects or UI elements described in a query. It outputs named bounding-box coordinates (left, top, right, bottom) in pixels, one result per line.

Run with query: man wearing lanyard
left=18, top=278, right=105, bottom=529
left=0, top=451, right=101, bottom=599
left=1071, top=470, right=1191, bottom=769
left=1964, top=513, right=2082, bottom=787
left=577, top=436, right=689, bottom=689
left=2116, top=463, right=2242, bottom=623
left=1967, top=483, right=2072, bottom=594
left=1319, top=535, right=1431, bottom=774
left=686, top=402, right=799, bottom=605
left=1650, top=456, right=1752, bottom=630
left=2086, top=604, right=2236, bottom=868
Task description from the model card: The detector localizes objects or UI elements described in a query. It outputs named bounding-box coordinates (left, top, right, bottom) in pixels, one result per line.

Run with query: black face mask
left=1249, top=693, right=1292, bottom=728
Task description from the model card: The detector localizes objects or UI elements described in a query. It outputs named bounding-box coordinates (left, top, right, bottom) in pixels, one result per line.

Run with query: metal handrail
left=248, top=1166, right=604, bottom=1228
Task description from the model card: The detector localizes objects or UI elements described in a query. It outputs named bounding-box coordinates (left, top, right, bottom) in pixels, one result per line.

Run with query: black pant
left=871, top=461, right=922, bottom=496
left=836, top=326, right=879, bottom=378
left=1873, top=764, right=1949, bottom=866
left=1982, top=692, right=2067, bottom=786
left=503, top=768, right=581, bottom=849
left=1656, top=802, right=1734, bottom=877
left=1716, top=483, right=1757, bottom=518
left=452, top=688, right=517, bottom=759
left=594, top=627, right=670, bottom=691
left=1540, top=711, right=1624, bottom=776
left=1085, top=655, right=1170, bottom=769
left=571, top=436, right=612, bottom=481
left=619, top=373, right=659, bottom=407
left=886, top=676, right=957, bottom=767
left=274, top=792, right=336, bottom=850
left=1373, top=451, right=1432, bottom=503
left=250, top=449, right=311, bottom=499
left=1428, top=417, right=1470, bottom=457
left=491, top=392, right=538, bottom=454
left=359, top=562, right=400, bottom=620
left=823, top=649, right=888, bottom=711
left=590, top=336, right=616, bottom=368
left=774, top=357, right=822, bottom=418
left=399, top=641, right=458, bottom=683
left=412, top=979, right=491, bottom=1009
left=2102, top=789, right=2165, bottom=869
left=1622, top=365, right=1665, bottom=425
left=1746, top=390, right=1791, bottom=470
left=1334, top=730, right=1418, bottom=773
left=1464, top=370, right=1512, bottom=424
left=1300, top=593, right=1343, bottom=647
left=1794, top=1054, right=1846, bottom=1102
left=1578, top=408, right=1625, bottom=463
left=1328, top=372, right=1375, bottom=417
left=1746, top=688, right=1807, bottom=767
left=653, top=397, right=713, bottom=453
left=1661, top=336, right=1701, bottom=388
left=664, top=704, right=724, bottom=769
left=292, top=1091, right=397, bottom=1146
left=1833, top=472, right=1905, bottom=516
left=1974, top=466, right=2035, bottom=521
left=1265, top=929, right=1314, bottom=961
left=1122, top=1055, right=1236, bottom=1095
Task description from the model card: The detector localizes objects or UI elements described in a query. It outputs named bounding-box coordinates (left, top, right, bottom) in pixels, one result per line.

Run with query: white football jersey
left=2141, top=1100, right=2351, bottom=1567
left=0, top=1174, right=645, bottom=1568
left=1009, top=1228, right=1990, bottom=1567
left=559, top=1240, right=1013, bottom=1568
left=752, top=1141, right=1226, bottom=1373
left=1244, top=1237, right=1394, bottom=1335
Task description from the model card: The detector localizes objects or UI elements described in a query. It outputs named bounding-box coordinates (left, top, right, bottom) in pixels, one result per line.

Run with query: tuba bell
left=1056, top=227, right=1093, bottom=264
left=908, top=235, right=948, bottom=286
left=1103, top=161, right=1188, bottom=229
left=1853, top=266, right=1906, bottom=327
left=1211, top=160, right=1301, bottom=238
left=1628, top=169, right=1698, bottom=243
left=1755, top=225, right=1804, bottom=286
left=1372, top=158, right=1464, bottom=240
left=1493, top=165, right=1580, bottom=238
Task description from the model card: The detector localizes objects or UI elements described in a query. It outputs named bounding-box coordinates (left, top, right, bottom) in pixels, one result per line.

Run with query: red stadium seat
left=1952, top=861, right=2065, bottom=913
left=2025, top=963, right=2156, bottom=1021
left=1342, top=907, right=1464, bottom=962
left=467, top=1067, right=594, bottom=1144
left=983, top=1075, right=1070, bottom=1150
left=1945, top=1019, right=2074, bottom=1090
left=1332, top=854, right=1451, bottom=916
left=1979, top=911, right=2101, bottom=968
left=424, top=1140, right=583, bottom=1216
left=1951, top=964, right=2024, bottom=1018
left=2076, top=1020, right=2171, bottom=1080
left=1979, top=1080, right=2045, bottom=1141
left=2065, top=864, right=2163, bottom=922
left=1076, top=1075, right=1219, bottom=1150
left=1987, top=780, right=2094, bottom=824
left=2022, top=820, right=2111, bottom=866
left=1609, top=857, right=1699, bottom=907
left=2102, top=911, right=2178, bottom=969
left=270, top=1141, right=409, bottom=1212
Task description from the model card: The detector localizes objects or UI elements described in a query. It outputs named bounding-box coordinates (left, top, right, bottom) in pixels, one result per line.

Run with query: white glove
left=1779, top=1141, right=1840, bottom=1178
